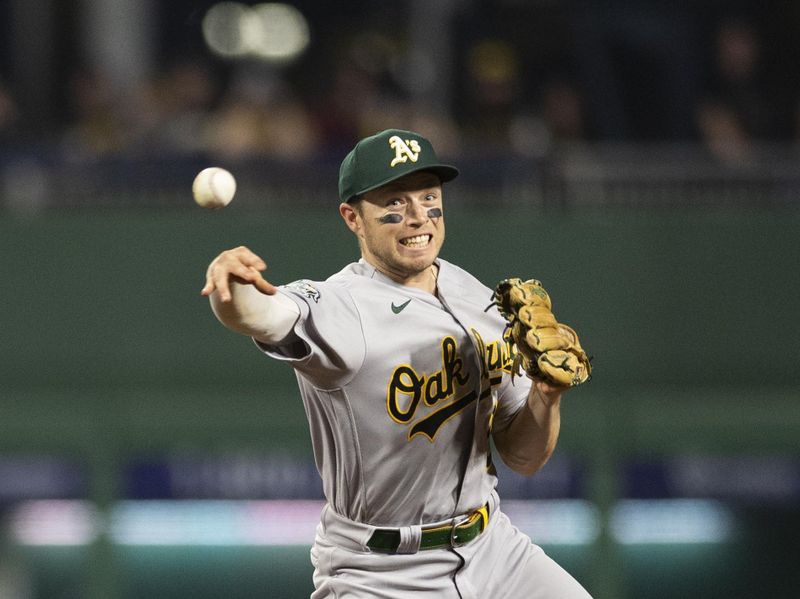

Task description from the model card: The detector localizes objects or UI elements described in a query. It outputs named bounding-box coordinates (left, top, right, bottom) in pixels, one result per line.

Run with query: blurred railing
left=2, top=142, right=800, bottom=214
left=537, top=143, right=800, bottom=209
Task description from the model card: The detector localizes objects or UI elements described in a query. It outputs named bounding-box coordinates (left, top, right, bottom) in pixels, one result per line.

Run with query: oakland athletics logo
left=389, top=135, right=421, bottom=167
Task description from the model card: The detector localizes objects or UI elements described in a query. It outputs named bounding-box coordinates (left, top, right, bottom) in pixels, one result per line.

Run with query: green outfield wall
left=3, top=209, right=798, bottom=393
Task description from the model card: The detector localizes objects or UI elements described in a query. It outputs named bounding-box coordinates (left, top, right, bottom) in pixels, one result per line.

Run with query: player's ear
left=339, top=201, right=361, bottom=235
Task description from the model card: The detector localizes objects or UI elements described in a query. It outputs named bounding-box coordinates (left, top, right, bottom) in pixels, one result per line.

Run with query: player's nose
left=405, top=200, right=427, bottom=225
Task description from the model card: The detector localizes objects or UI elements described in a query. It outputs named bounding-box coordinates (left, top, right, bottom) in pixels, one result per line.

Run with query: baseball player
left=202, top=129, right=592, bottom=598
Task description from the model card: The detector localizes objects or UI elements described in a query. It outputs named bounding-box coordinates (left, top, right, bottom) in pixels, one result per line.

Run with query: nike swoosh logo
left=391, top=299, right=412, bottom=314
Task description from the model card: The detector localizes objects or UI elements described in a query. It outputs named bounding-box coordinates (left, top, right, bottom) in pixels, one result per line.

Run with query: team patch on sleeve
left=285, top=280, right=321, bottom=303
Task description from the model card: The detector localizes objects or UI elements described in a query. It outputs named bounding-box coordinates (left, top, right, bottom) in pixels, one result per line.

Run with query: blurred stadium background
left=1, top=1, right=799, bottom=598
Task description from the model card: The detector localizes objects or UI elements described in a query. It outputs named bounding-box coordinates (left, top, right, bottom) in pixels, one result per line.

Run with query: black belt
left=366, top=504, right=490, bottom=553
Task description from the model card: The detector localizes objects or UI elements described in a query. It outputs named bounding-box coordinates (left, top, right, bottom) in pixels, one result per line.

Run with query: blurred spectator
left=460, top=39, right=523, bottom=151
left=310, top=34, right=462, bottom=157
left=314, top=62, right=387, bottom=154
left=699, top=18, right=774, bottom=137
left=696, top=99, right=754, bottom=166
left=0, top=81, right=21, bottom=146
left=540, top=78, right=586, bottom=144
left=205, top=68, right=319, bottom=161
left=507, top=78, right=587, bottom=159
left=132, top=59, right=220, bottom=155
left=695, top=16, right=778, bottom=165
left=61, top=68, right=132, bottom=158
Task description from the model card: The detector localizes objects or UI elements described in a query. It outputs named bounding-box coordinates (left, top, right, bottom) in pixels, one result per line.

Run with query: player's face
left=341, top=172, right=445, bottom=285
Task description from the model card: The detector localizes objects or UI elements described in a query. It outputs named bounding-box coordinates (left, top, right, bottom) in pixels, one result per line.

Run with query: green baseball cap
left=338, top=129, right=459, bottom=203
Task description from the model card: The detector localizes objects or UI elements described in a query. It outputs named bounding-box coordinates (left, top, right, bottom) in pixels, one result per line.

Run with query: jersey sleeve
left=255, top=279, right=365, bottom=389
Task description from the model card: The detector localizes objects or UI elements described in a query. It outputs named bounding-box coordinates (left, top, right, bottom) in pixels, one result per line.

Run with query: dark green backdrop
left=4, top=209, right=798, bottom=391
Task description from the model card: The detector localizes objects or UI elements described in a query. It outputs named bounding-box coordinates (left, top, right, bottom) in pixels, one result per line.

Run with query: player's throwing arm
left=201, top=247, right=299, bottom=343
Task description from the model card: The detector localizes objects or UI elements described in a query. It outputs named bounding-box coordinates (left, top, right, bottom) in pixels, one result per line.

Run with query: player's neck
left=405, top=263, right=439, bottom=295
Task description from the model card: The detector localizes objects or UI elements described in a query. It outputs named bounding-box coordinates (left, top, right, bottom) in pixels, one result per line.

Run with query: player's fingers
left=200, top=278, right=216, bottom=296
left=201, top=264, right=223, bottom=297
left=253, top=274, right=279, bottom=296
left=230, top=246, right=267, bottom=271
left=201, top=247, right=271, bottom=300
left=206, top=273, right=232, bottom=302
left=252, top=258, right=278, bottom=295
left=234, top=252, right=277, bottom=294
left=203, top=265, right=276, bottom=301
left=204, top=261, right=251, bottom=302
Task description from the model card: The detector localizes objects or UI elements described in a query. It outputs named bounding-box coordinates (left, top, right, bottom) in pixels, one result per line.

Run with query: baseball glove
left=492, top=278, right=592, bottom=387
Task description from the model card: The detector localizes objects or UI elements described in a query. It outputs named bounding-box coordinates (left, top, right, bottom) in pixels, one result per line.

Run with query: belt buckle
left=449, top=514, right=471, bottom=548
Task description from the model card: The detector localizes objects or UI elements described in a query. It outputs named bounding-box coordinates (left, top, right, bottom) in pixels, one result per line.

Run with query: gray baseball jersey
left=258, top=258, right=531, bottom=527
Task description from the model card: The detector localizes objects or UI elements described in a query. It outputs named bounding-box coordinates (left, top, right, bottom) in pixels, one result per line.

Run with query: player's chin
left=397, top=245, right=437, bottom=267
left=397, top=254, right=436, bottom=276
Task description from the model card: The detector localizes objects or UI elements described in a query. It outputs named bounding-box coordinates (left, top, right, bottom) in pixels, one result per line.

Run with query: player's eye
left=424, top=193, right=437, bottom=202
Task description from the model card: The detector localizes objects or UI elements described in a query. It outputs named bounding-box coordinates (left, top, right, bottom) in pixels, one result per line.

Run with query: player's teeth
left=401, top=235, right=430, bottom=247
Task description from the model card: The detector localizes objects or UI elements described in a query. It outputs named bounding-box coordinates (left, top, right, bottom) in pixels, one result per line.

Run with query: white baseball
left=192, top=167, right=237, bottom=209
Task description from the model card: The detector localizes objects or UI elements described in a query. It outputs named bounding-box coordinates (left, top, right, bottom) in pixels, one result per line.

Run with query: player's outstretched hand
left=201, top=246, right=278, bottom=302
